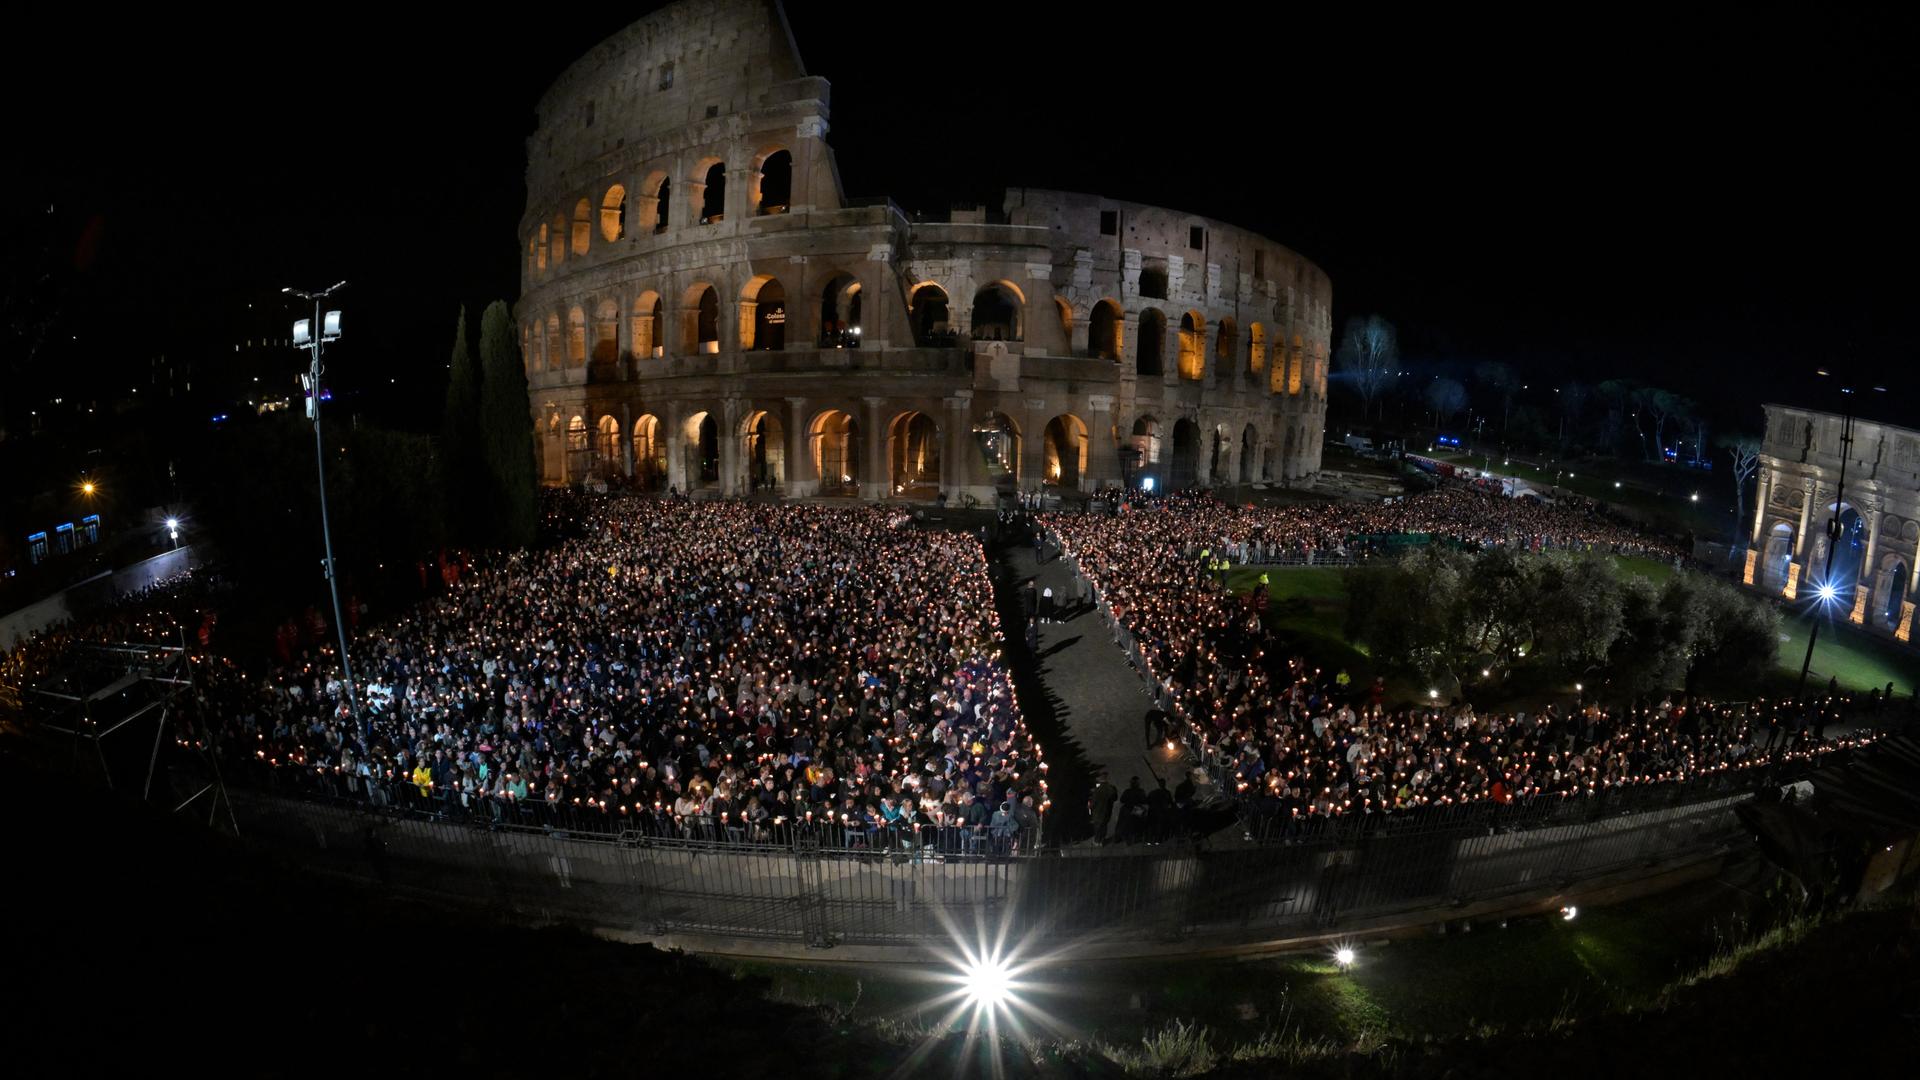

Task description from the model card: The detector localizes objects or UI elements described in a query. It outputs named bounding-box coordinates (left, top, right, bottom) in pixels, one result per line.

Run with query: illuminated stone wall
left=515, top=0, right=1331, bottom=502
left=1749, top=403, right=1920, bottom=642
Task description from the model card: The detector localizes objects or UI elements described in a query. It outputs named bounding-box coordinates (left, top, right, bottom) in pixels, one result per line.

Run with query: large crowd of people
left=1041, top=485, right=1888, bottom=834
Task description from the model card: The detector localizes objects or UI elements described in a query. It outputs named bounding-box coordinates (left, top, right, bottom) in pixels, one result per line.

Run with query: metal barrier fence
left=223, top=775, right=1749, bottom=953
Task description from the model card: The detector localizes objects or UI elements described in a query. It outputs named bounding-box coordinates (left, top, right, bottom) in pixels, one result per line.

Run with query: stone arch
left=632, top=414, right=665, bottom=491
left=740, top=408, right=786, bottom=492
left=1215, top=317, right=1237, bottom=371
left=591, top=299, right=619, bottom=379
left=694, top=156, right=727, bottom=224
left=1883, top=556, right=1910, bottom=629
left=754, top=148, right=792, bottom=214
left=600, top=184, right=626, bottom=242
left=974, top=412, right=1021, bottom=486
left=640, top=170, right=671, bottom=233
left=544, top=313, right=561, bottom=372
left=819, top=272, right=863, bottom=347
left=810, top=409, right=860, bottom=495
left=534, top=226, right=548, bottom=273
left=550, top=213, right=566, bottom=268
left=1241, top=423, right=1259, bottom=484
left=682, top=283, right=720, bottom=353
left=1137, top=308, right=1166, bottom=377
left=909, top=282, right=952, bottom=345
left=1177, top=310, right=1206, bottom=380
left=1210, top=423, right=1232, bottom=484
left=1823, top=502, right=1865, bottom=594
left=970, top=280, right=1023, bottom=342
left=683, top=410, right=720, bottom=488
left=1289, top=336, right=1306, bottom=395
left=1044, top=414, right=1088, bottom=489
left=1087, top=298, right=1123, bottom=361
left=631, top=291, right=662, bottom=360
left=571, top=198, right=591, bottom=256
left=528, top=235, right=540, bottom=279
left=566, top=414, right=589, bottom=482
left=541, top=411, right=563, bottom=484
left=740, top=274, right=787, bottom=351
left=596, top=414, right=621, bottom=476
left=566, top=307, right=587, bottom=369
left=1247, top=322, right=1268, bottom=379
left=1130, top=414, right=1162, bottom=474
left=1053, top=297, right=1073, bottom=348
left=888, top=410, right=941, bottom=498
left=1764, top=521, right=1795, bottom=592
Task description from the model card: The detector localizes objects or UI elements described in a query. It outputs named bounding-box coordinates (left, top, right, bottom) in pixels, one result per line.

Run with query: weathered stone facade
left=516, top=0, right=1330, bottom=503
left=1746, top=403, right=1920, bottom=642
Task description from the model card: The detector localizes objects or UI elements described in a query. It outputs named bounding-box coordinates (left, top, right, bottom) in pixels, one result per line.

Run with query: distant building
left=1748, top=402, right=1920, bottom=641
left=514, top=0, right=1330, bottom=501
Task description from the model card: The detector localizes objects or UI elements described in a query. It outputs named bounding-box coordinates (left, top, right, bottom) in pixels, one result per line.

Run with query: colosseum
left=517, top=0, right=1330, bottom=503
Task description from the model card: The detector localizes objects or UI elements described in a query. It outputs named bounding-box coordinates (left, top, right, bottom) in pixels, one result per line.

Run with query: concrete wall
left=0, top=546, right=197, bottom=651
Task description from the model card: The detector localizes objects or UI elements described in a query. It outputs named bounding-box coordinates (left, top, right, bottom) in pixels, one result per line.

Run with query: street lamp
left=1796, top=373, right=1887, bottom=697
left=285, top=281, right=361, bottom=726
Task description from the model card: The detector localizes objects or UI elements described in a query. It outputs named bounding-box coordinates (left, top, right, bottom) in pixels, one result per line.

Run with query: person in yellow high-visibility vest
left=411, top=761, right=433, bottom=796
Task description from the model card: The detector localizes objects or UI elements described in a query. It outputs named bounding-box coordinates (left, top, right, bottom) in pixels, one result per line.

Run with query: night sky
left=6, top=2, right=1914, bottom=434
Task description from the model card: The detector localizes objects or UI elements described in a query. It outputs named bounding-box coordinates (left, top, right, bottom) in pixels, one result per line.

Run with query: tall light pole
left=285, top=282, right=361, bottom=726
left=1795, top=373, right=1887, bottom=698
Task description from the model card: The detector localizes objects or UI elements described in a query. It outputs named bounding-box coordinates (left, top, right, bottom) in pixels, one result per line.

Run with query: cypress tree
left=478, top=300, right=537, bottom=548
left=440, top=306, right=484, bottom=544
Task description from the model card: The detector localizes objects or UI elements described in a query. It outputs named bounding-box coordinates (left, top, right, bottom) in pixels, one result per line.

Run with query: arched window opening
left=699, top=161, right=726, bottom=224
left=528, top=236, right=539, bottom=279
left=683, top=285, right=720, bottom=353
left=1177, top=311, right=1205, bottom=380
left=1886, top=560, right=1908, bottom=628
left=1129, top=415, right=1161, bottom=484
left=544, top=314, right=561, bottom=372
left=819, top=274, right=862, bottom=348
left=571, top=199, right=592, bottom=256
left=1044, top=414, right=1088, bottom=489
left=549, top=216, right=565, bottom=268
left=631, top=292, right=662, bottom=360
left=1139, top=260, right=1168, bottom=300
left=1170, top=418, right=1201, bottom=490
left=1247, top=322, right=1268, bottom=378
left=742, top=410, right=786, bottom=493
left=910, top=284, right=952, bottom=346
left=1240, top=424, right=1259, bottom=484
left=889, top=412, right=941, bottom=498
left=1215, top=318, right=1237, bottom=369
left=742, top=276, right=786, bottom=351
left=596, top=415, right=621, bottom=476
left=811, top=410, right=859, bottom=495
left=566, top=307, right=587, bottom=369
left=600, top=184, right=627, bottom=242
left=1137, top=308, right=1166, bottom=377
left=970, top=282, right=1021, bottom=342
left=632, top=415, right=665, bottom=491
left=1763, top=522, right=1794, bottom=592
left=653, top=176, right=672, bottom=233
left=757, top=150, right=792, bottom=214
left=1087, top=299, right=1122, bottom=361
left=684, top=411, right=720, bottom=487
left=1209, top=424, right=1230, bottom=483
left=566, top=415, right=589, bottom=483
left=974, top=413, right=1020, bottom=485
left=591, top=299, right=619, bottom=380
left=1288, top=338, right=1305, bottom=395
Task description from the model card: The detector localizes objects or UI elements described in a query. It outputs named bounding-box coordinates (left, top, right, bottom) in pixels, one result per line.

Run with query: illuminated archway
left=889, top=411, right=941, bottom=497
left=696, top=158, right=727, bottom=223
left=1247, top=322, right=1268, bottom=379
left=974, top=413, right=1020, bottom=485
left=571, top=199, right=592, bottom=256
left=970, top=281, right=1023, bottom=342
left=819, top=272, right=863, bottom=347
left=1087, top=299, right=1122, bottom=361
left=591, top=299, right=619, bottom=379
left=755, top=149, right=792, bottom=214
left=1177, top=311, right=1205, bottom=380
left=600, top=184, right=626, bottom=242
left=544, top=314, right=561, bottom=372
left=684, top=410, right=720, bottom=487
left=1764, top=522, right=1794, bottom=592
left=631, top=291, right=662, bottom=360
left=566, top=414, right=588, bottom=483
left=741, top=409, right=786, bottom=493
left=566, top=307, right=587, bottom=369
left=810, top=410, right=860, bottom=495
left=1240, top=424, right=1258, bottom=484
left=1043, top=414, right=1088, bottom=489
left=741, top=275, right=787, bottom=351
left=596, top=415, right=621, bottom=476
left=1170, top=418, right=1201, bottom=490
left=550, top=213, right=566, bottom=268
left=642, top=171, right=671, bottom=233
left=632, top=415, right=665, bottom=491
left=910, top=283, right=952, bottom=345
left=683, top=284, right=720, bottom=353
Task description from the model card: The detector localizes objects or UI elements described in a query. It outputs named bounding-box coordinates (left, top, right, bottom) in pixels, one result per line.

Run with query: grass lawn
left=1772, top=605, right=1920, bottom=696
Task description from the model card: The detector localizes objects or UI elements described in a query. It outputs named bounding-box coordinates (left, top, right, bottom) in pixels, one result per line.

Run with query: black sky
left=7, top=1, right=1914, bottom=433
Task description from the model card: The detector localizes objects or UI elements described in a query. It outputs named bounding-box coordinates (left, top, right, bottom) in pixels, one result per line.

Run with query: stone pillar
left=1085, top=395, right=1117, bottom=492
left=1751, top=468, right=1772, bottom=544
left=1851, top=508, right=1882, bottom=623
left=1791, top=477, right=1818, bottom=574
left=786, top=397, right=810, bottom=498
left=1742, top=548, right=1759, bottom=587
left=943, top=393, right=973, bottom=503
left=1021, top=398, right=1048, bottom=493
left=860, top=396, right=887, bottom=501
left=720, top=397, right=743, bottom=496
left=664, top=401, right=687, bottom=493
left=621, top=402, right=634, bottom=478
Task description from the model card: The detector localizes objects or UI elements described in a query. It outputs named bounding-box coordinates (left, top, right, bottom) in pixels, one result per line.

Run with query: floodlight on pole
left=287, top=281, right=362, bottom=729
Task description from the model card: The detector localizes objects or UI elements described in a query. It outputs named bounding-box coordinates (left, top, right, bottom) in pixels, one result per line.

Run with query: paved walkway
left=997, top=539, right=1192, bottom=840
